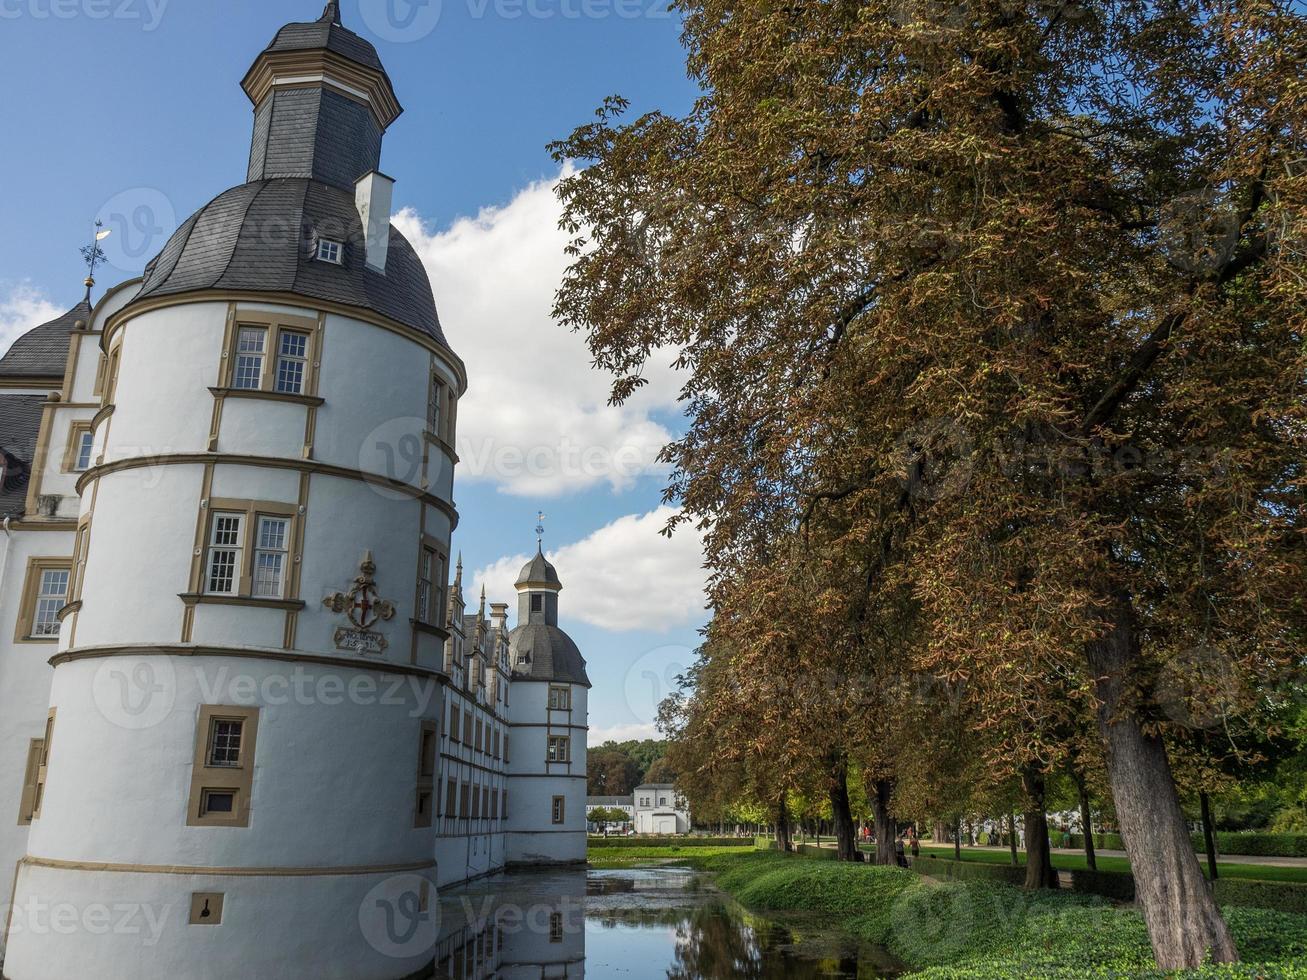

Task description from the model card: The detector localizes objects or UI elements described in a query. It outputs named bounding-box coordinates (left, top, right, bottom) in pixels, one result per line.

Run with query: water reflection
left=433, top=866, right=900, bottom=979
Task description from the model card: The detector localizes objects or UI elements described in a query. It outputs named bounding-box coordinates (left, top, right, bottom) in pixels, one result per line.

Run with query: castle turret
left=3, top=6, right=462, bottom=977
left=505, top=548, right=588, bottom=866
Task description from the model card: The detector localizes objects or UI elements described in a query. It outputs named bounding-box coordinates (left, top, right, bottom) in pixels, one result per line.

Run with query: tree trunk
left=1087, top=596, right=1237, bottom=969
left=1074, top=771, right=1097, bottom=871
left=1021, top=766, right=1059, bottom=890
left=775, top=796, right=792, bottom=852
left=933, top=820, right=947, bottom=844
left=872, top=779, right=898, bottom=866
left=1200, top=791, right=1219, bottom=881
left=953, top=816, right=962, bottom=861
left=827, top=755, right=859, bottom=861
left=1008, top=812, right=1019, bottom=866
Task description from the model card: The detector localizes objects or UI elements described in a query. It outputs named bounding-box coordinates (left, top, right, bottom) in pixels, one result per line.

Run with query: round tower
left=4, top=6, right=462, bottom=978
left=505, top=547, right=589, bottom=865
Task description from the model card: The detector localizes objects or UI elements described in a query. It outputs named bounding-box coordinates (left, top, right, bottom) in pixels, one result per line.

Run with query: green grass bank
left=651, top=848, right=1307, bottom=977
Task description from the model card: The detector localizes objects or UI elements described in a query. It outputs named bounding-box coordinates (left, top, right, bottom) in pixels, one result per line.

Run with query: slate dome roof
left=263, top=2, right=384, bottom=72
left=128, top=178, right=447, bottom=348
left=516, top=548, right=562, bottom=589
left=508, top=622, right=590, bottom=687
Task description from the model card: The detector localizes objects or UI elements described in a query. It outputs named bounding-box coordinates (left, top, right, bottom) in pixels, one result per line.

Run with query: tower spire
left=534, top=510, right=546, bottom=551
left=80, top=220, right=111, bottom=305
left=320, top=1, right=342, bottom=24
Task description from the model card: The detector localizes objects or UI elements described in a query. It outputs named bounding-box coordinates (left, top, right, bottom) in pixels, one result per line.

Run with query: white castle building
left=0, top=5, right=588, bottom=978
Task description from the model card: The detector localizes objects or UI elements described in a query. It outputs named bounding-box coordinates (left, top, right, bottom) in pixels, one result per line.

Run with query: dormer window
left=316, top=239, right=343, bottom=265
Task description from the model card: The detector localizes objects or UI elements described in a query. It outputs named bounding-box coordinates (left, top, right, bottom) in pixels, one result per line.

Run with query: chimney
left=489, top=602, right=508, bottom=632
left=354, top=171, right=395, bottom=273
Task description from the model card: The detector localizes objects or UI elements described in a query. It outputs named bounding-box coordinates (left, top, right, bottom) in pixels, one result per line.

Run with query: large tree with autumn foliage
left=552, top=0, right=1305, bottom=969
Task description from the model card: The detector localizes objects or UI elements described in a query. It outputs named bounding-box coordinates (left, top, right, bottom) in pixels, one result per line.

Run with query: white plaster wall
left=312, top=314, right=429, bottom=480
left=72, top=465, right=204, bottom=648
left=215, top=399, right=310, bottom=459
left=104, top=304, right=227, bottom=461
left=506, top=682, right=588, bottom=865
left=0, top=528, right=71, bottom=958
left=4, top=863, right=439, bottom=980
left=28, top=656, right=439, bottom=869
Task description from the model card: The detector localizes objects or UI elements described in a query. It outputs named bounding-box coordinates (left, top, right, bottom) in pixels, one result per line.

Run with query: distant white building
left=585, top=795, right=634, bottom=831
left=632, top=783, right=691, bottom=834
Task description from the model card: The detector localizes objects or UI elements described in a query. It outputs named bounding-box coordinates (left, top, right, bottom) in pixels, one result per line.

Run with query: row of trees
left=550, top=0, right=1305, bottom=970
left=587, top=739, right=677, bottom=796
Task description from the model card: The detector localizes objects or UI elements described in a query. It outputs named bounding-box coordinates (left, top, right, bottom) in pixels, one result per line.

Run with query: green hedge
left=1062, top=867, right=1307, bottom=914
left=1069, top=867, right=1136, bottom=902
left=587, top=836, right=753, bottom=848
left=910, top=854, right=1027, bottom=886
left=796, top=843, right=838, bottom=860
left=1214, top=878, right=1307, bottom=916
left=1064, top=830, right=1307, bottom=858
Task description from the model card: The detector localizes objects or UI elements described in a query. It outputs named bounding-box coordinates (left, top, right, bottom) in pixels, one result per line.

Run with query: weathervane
left=80, top=220, right=112, bottom=303
left=535, top=510, right=546, bottom=548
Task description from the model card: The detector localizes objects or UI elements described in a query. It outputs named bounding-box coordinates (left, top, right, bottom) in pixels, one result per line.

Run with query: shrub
left=910, top=854, right=1027, bottom=887
left=1063, top=830, right=1307, bottom=858
left=1215, top=878, right=1307, bottom=916
left=1207, top=832, right=1307, bottom=859
left=1068, top=867, right=1136, bottom=902
left=587, top=836, right=752, bottom=848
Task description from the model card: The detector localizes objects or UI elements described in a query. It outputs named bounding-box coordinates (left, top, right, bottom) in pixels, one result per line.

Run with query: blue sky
left=0, top=0, right=707, bottom=741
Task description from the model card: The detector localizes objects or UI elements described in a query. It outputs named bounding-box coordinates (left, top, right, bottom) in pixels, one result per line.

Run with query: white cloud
left=589, top=723, right=660, bottom=745
left=393, top=168, right=683, bottom=498
left=472, top=505, right=706, bottom=633
left=0, top=283, right=62, bottom=358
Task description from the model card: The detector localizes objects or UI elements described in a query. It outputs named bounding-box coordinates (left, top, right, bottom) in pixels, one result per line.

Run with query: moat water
left=433, top=865, right=902, bottom=978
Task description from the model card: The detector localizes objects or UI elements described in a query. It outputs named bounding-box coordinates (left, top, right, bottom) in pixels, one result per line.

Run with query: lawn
left=586, top=844, right=753, bottom=869
left=688, top=850, right=1307, bottom=978
left=913, top=844, right=1307, bottom=884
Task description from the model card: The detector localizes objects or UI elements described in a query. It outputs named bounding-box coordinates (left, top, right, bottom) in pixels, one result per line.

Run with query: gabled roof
left=0, top=301, right=89, bottom=380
